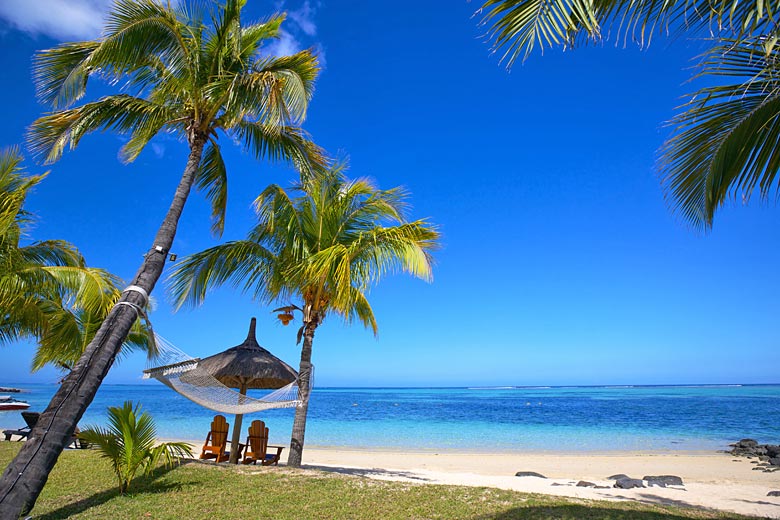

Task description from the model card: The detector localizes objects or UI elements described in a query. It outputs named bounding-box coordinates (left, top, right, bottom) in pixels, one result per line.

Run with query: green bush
left=78, top=401, right=192, bottom=493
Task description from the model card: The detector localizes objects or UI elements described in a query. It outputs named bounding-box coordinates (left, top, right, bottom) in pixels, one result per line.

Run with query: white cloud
left=150, top=143, right=166, bottom=158
left=264, top=28, right=302, bottom=57
left=288, top=0, right=317, bottom=36
left=265, top=1, right=325, bottom=64
left=0, top=0, right=113, bottom=40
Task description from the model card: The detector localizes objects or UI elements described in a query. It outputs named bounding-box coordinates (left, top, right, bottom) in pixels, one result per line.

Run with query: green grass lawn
left=0, top=443, right=757, bottom=519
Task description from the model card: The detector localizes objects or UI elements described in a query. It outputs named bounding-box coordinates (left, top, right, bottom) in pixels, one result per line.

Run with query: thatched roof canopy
left=197, top=317, right=297, bottom=390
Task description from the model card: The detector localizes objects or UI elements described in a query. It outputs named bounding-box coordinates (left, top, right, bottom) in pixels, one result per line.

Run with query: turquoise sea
left=1, top=384, right=778, bottom=452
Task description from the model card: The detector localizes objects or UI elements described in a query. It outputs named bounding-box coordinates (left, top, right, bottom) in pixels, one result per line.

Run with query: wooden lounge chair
left=4, top=412, right=86, bottom=448
left=2, top=412, right=40, bottom=441
left=200, top=415, right=230, bottom=463
left=241, top=420, right=284, bottom=466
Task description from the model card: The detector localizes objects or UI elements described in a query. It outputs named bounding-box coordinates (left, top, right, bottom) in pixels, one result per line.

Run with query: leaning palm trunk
left=287, top=323, right=315, bottom=467
left=0, top=135, right=207, bottom=517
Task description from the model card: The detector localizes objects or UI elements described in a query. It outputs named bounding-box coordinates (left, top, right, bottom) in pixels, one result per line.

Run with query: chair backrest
left=21, top=412, right=40, bottom=429
left=247, top=420, right=269, bottom=457
left=210, top=415, right=229, bottom=447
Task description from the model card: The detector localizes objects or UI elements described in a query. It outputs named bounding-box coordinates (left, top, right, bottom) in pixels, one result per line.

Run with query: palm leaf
left=195, top=140, right=229, bottom=237
left=660, top=38, right=780, bottom=227
left=479, top=0, right=780, bottom=65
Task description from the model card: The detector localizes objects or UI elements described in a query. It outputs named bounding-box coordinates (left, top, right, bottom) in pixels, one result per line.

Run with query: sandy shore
left=176, top=440, right=780, bottom=518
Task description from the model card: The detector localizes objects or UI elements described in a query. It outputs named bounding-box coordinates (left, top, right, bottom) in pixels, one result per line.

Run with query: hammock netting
left=143, top=334, right=307, bottom=414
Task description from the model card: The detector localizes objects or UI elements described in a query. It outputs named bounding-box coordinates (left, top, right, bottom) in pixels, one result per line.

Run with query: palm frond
left=232, top=121, right=328, bottom=177
left=18, top=240, right=84, bottom=268
left=170, top=164, right=439, bottom=334
left=347, top=286, right=378, bottom=335
left=167, top=240, right=276, bottom=309
left=29, top=95, right=175, bottom=164
left=480, top=0, right=601, bottom=65
left=660, top=38, right=780, bottom=227
left=479, top=0, right=780, bottom=65
left=33, top=41, right=100, bottom=109
left=195, top=140, right=228, bottom=237
left=94, top=0, right=191, bottom=82
left=238, top=15, right=285, bottom=61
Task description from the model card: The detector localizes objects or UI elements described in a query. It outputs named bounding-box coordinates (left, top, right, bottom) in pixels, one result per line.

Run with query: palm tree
left=1, top=147, right=104, bottom=343
left=78, top=401, right=192, bottom=494
left=31, top=299, right=155, bottom=375
left=0, top=1, right=324, bottom=515
left=0, top=147, right=143, bottom=365
left=168, top=164, right=439, bottom=467
left=478, top=0, right=780, bottom=228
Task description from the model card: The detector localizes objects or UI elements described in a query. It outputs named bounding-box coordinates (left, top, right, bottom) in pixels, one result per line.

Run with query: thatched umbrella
left=198, top=317, right=297, bottom=463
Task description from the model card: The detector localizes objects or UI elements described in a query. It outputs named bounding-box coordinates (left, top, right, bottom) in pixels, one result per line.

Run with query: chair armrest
left=267, top=445, right=285, bottom=453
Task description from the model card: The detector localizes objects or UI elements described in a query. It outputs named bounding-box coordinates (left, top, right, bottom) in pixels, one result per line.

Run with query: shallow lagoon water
left=1, top=384, right=777, bottom=451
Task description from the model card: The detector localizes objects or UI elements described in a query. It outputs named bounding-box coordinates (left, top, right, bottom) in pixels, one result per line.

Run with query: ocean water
left=0, top=384, right=778, bottom=452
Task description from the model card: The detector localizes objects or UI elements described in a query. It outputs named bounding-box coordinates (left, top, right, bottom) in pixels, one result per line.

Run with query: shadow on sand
left=303, top=463, right=433, bottom=482
left=468, top=504, right=745, bottom=519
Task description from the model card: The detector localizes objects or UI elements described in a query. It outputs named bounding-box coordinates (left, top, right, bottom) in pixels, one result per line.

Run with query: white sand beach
left=293, top=448, right=780, bottom=518
left=172, top=437, right=780, bottom=517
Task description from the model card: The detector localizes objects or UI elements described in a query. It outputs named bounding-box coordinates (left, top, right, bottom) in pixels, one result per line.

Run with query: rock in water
left=614, top=478, right=645, bottom=489
left=644, top=475, right=684, bottom=487
left=515, top=471, right=546, bottom=478
left=576, top=481, right=596, bottom=487
left=607, top=474, right=629, bottom=480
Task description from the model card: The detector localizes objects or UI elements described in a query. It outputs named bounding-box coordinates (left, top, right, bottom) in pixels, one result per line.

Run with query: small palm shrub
left=78, top=401, right=193, bottom=494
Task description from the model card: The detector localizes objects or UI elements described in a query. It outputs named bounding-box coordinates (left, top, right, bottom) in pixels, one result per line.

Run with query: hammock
left=143, top=334, right=306, bottom=414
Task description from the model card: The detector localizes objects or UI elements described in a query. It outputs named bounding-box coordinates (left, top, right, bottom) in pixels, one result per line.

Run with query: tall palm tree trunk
left=0, top=135, right=208, bottom=517
left=287, top=323, right=315, bottom=468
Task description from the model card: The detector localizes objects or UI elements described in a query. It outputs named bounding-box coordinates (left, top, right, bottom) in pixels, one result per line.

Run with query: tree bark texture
left=0, top=136, right=207, bottom=518
left=287, top=322, right=315, bottom=468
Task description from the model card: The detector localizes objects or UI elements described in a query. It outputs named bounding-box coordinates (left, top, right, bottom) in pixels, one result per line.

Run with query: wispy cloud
left=0, top=0, right=113, bottom=40
left=264, top=28, right=302, bottom=57
left=288, top=0, right=317, bottom=36
left=264, top=0, right=325, bottom=65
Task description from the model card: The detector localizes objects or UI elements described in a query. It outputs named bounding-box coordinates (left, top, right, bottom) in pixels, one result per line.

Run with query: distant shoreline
left=5, top=382, right=780, bottom=389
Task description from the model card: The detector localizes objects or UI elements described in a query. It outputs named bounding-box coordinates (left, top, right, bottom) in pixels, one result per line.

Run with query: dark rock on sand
left=576, top=481, right=596, bottom=487
left=767, top=491, right=780, bottom=497
left=729, top=439, right=780, bottom=467
left=515, top=471, right=546, bottom=478
left=732, top=439, right=758, bottom=448
left=766, top=445, right=780, bottom=457
left=595, top=485, right=612, bottom=489
left=614, top=478, right=645, bottom=489
left=607, top=474, right=629, bottom=480
left=644, top=475, right=684, bottom=487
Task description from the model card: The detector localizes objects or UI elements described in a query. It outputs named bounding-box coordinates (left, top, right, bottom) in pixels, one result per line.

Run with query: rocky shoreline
left=0, top=387, right=21, bottom=393
left=728, top=438, right=780, bottom=472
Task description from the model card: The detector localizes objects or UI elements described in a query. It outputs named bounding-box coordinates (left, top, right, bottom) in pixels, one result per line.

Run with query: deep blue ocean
left=1, top=384, right=778, bottom=452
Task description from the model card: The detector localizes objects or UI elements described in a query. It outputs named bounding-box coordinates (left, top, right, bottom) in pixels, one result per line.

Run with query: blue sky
left=0, top=0, right=777, bottom=387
